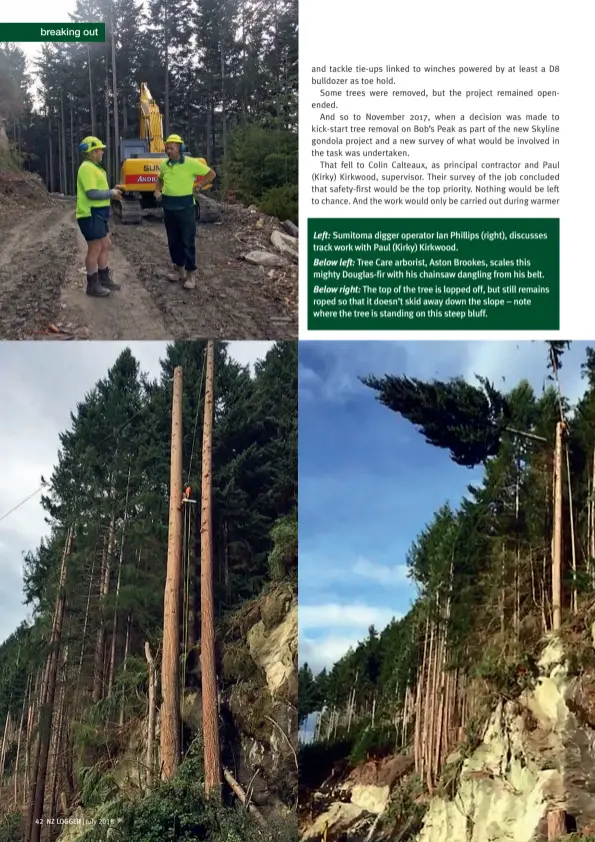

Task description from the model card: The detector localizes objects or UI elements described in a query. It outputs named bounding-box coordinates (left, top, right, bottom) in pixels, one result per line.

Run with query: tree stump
left=547, top=808, right=566, bottom=840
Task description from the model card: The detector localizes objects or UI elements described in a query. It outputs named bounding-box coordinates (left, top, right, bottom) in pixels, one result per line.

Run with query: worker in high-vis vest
left=154, top=134, right=216, bottom=290
left=76, top=136, right=122, bottom=297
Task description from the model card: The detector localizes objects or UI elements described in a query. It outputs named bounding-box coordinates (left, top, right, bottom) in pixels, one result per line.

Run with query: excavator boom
left=113, top=83, right=212, bottom=224
left=139, top=82, right=165, bottom=154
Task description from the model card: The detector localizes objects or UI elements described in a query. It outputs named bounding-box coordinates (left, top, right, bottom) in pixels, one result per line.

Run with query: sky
left=298, top=340, right=591, bottom=676
left=0, top=340, right=273, bottom=646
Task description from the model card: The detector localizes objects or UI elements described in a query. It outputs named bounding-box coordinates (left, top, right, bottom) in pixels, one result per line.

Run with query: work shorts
left=77, top=206, right=110, bottom=242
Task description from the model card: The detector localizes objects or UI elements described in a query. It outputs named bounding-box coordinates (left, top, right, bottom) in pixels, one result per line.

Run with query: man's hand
left=111, top=188, right=123, bottom=200
left=154, top=188, right=162, bottom=200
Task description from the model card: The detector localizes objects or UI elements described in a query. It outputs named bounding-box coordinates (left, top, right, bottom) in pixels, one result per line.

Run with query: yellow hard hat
left=79, top=136, right=106, bottom=152
left=165, top=134, right=184, bottom=145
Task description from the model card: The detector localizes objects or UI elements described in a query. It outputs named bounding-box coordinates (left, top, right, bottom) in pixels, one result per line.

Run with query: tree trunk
left=414, top=616, right=430, bottom=775
left=13, top=674, right=30, bottom=806
left=87, top=45, right=96, bottom=136
left=163, top=2, right=170, bottom=135
left=552, top=422, right=564, bottom=631
left=0, top=712, right=11, bottom=777
left=60, top=90, right=67, bottom=194
left=220, top=34, right=227, bottom=163
left=565, top=445, right=577, bottom=614
left=69, top=106, right=75, bottom=196
left=547, top=809, right=566, bottom=840
left=108, top=467, right=131, bottom=698
left=145, top=642, right=156, bottom=787
left=161, top=366, right=183, bottom=780
left=29, top=527, right=72, bottom=842
left=421, top=619, right=436, bottom=782
left=48, top=113, right=55, bottom=193
left=201, top=341, right=222, bottom=795
left=109, top=0, right=120, bottom=183
left=104, top=46, right=111, bottom=191
left=119, top=611, right=132, bottom=727
left=190, top=499, right=201, bottom=648
left=93, top=520, right=115, bottom=704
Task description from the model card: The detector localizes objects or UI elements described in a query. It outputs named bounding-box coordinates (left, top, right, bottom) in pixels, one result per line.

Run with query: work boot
left=183, top=270, right=196, bottom=290
left=98, top=267, right=120, bottom=291
left=167, top=265, right=186, bottom=283
left=86, top=272, right=110, bottom=297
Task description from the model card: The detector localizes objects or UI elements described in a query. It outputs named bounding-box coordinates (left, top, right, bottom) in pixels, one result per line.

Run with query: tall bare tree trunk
left=87, top=45, right=96, bottom=136
left=163, top=2, right=170, bottom=135
left=414, top=615, right=430, bottom=775
left=145, top=643, right=157, bottom=787
left=13, top=674, right=31, bottom=806
left=108, top=468, right=131, bottom=698
left=60, top=90, right=67, bottom=194
left=201, top=342, right=222, bottom=795
left=109, top=0, right=120, bottom=183
left=119, top=612, right=132, bottom=727
left=93, top=518, right=115, bottom=704
left=29, top=527, right=73, bottom=842
left=161, top=367, right=183, bottom=780
left=552, top=422, right=564, bottom=631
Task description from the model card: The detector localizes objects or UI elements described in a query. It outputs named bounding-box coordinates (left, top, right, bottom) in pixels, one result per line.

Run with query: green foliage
left=348, top=723, right=395, bottom=765
left=224, top=123, right=298, bottom=211
left=268, top=509, right=297, bottom=581
left=0, top=149, right=23, bottom=172
left=361, top=373, right=511, bottom=467
left=259, top=184, right=298, bottom=224
left=0, top=810, right=22, bottom=842
left=79, top=766, right=121, bottom=808
left=383, top=777, right=426, bottom=841
left=470, top=647, right=538, bottom=699
left=79, top=774, right=273, bottom=842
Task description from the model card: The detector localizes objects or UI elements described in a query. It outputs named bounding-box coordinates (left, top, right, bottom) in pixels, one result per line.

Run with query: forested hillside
left=299, top=342, right=595, bottom=842
left=0, top=340, right=298, bottom=842
left=0, top=0, right=297, bottom=216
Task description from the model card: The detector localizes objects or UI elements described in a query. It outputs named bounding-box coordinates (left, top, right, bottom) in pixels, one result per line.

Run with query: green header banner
left=0, top=23, right=105, bottom=42
left=308, top=217, right=560, bottom=331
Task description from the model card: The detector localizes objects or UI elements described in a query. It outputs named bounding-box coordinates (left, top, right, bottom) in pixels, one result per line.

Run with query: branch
left=223, top=767, right=267, bottom=828
left=264, top=713, right=298, bottom=771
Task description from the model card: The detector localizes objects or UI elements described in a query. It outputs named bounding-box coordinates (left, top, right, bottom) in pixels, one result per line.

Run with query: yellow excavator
left=111, top=82, right=212, bottom=224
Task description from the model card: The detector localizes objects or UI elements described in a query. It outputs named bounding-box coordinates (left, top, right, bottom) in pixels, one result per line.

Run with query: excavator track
left=112, top=196, right=142, bottom=225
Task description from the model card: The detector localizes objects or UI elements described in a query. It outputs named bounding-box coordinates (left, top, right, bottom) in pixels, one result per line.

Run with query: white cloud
left=299, top=603, right=401, bottom=672
left=299, top=602, right=398, bottom=632
left=300, top=634, right=362, bottom=673
left=352, top=557, right=409, bottom=586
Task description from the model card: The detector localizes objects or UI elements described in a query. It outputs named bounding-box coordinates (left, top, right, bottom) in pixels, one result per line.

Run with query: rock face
left=300, top=755, right=413, bottom=841
left=223, top=584, right=298, bottom=815
left=416, top=635, right=595, bottom=842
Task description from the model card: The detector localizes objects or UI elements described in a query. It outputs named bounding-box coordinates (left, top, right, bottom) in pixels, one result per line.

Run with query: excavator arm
left=139, top=82, right=165, bottom=154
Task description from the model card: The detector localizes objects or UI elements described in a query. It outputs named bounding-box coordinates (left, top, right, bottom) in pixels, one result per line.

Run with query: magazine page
left=301, top=0, right=590, bottom=338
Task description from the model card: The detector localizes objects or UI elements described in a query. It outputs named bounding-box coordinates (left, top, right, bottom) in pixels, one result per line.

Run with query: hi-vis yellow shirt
left=76, top=160, right=110, bottom=219
left=159, top=156, right=210, bottom=210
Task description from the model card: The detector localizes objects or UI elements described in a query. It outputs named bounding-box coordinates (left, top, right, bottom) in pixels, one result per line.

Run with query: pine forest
left=0, top=340, right=298, bottom=842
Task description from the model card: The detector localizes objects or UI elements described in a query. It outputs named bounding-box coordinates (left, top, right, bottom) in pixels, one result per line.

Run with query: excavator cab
left=111, top=83, right=212, bottom=224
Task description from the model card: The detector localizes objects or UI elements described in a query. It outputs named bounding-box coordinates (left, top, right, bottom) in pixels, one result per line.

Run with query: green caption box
left=0, top=23, right=105, bottom=42
left=308, top=218, right=560, bottom=331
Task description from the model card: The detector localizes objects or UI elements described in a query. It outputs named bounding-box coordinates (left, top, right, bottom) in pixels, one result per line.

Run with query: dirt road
left=0, top=197, right=297, bottom=340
